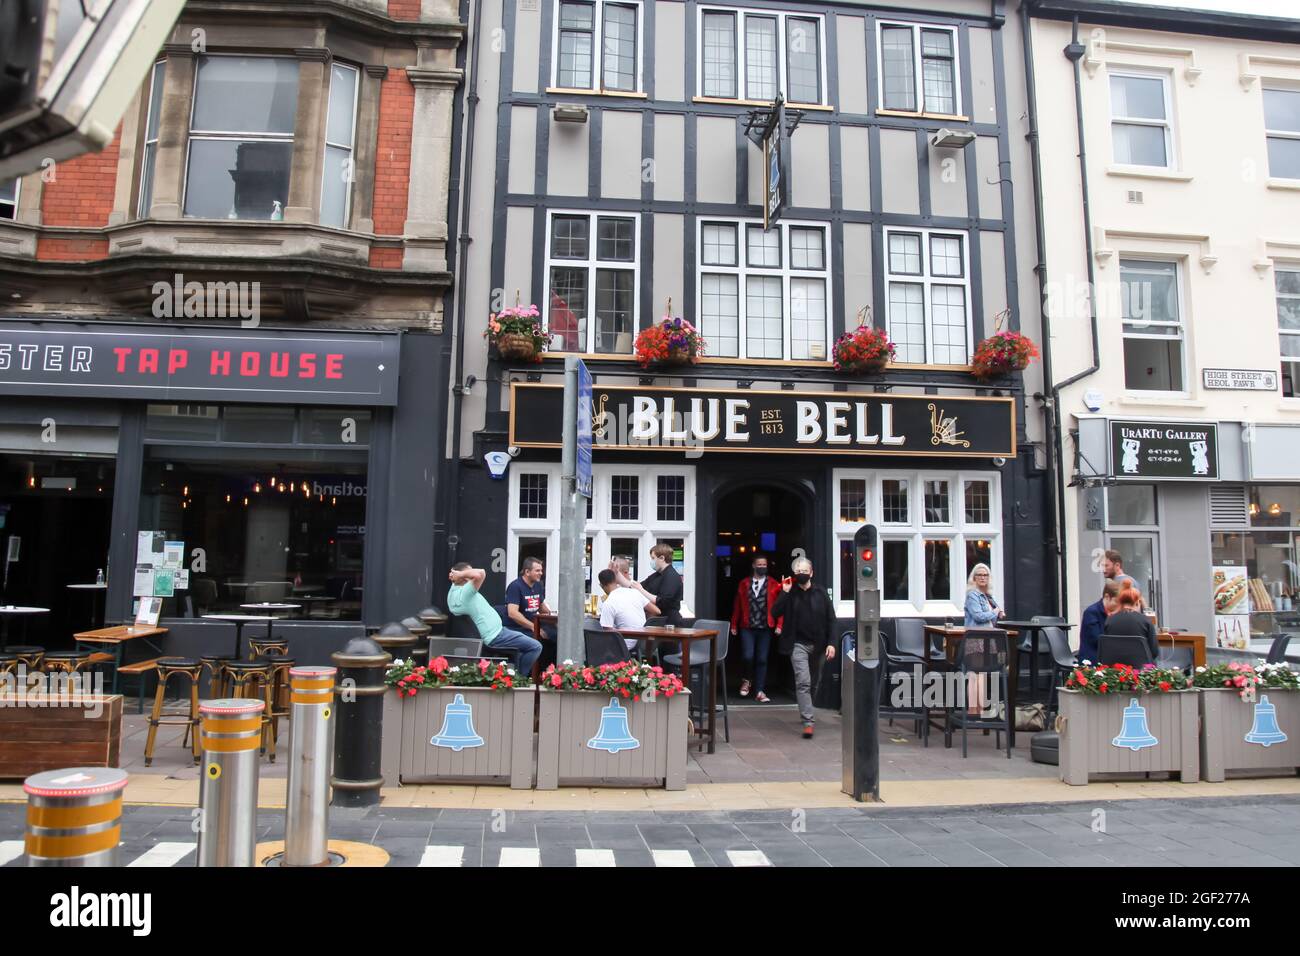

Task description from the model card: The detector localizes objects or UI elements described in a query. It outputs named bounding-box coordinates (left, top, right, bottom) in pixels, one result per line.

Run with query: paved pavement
left=5, top=795, right=1300, bottom=867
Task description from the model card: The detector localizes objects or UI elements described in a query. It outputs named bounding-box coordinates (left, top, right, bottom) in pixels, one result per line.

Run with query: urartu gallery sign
left=0, top=321, right=400, bottom=406
left=510, top=384, right=1016, bottom=458
left=1109, top=419, right=1219, bottom=481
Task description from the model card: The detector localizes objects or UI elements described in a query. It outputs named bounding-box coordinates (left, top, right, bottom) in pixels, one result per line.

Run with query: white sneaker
left=755, top=691, right=771, bottom=703
left=739, top=679, right=751, bottom=697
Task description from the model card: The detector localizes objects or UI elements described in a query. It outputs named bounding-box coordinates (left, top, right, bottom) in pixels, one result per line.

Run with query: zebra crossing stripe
left=419, top=845, right=465, bottom=867
left=575, top=848, right=616, bottom=867
left=0, top=841, right=23, bottom=867
left=726, top=849, right=773, bottom=867
left=498, top=847, right=541, bottom=867
left=128, top=842, right=196, bottom=867
left=651, top=849, right=696, bottom=867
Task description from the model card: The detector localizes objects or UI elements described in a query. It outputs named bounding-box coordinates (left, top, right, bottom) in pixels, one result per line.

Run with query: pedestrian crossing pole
left=843, top=524, right=882, bottom=802
left=557, top=356, right=586, bottom=664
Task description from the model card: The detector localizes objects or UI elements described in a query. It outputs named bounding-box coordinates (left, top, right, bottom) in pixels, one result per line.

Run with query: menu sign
left=510, top=384, right=1016, bottom=458
left=1109, top=420, right=1218, bottom=480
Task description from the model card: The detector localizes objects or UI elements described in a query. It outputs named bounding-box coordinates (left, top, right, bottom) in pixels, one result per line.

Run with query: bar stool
left=261, top=654, right=295, bottom=746
left=248, top=637, right=289, bottom=660
left=200, top=654, right=237, bottom=698
left=0, top=652, right=18, bottom=677
left=3, top=645, right=45, bottom=670
left=225, top=660, right=276, bottom=761
left=143, top=657, right=204, bottom=766
left=42, top=650, right=93, bottom=674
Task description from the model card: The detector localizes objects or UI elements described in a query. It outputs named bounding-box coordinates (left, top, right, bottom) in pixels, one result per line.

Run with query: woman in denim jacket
left=963, top=563, right=1004, bottom=627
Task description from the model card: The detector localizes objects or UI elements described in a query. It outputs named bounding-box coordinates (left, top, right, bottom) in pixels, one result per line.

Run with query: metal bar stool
left=248, top=637, right=289, bottom=660
left=261, top=654, right=295, bottom=746
left=200, top=654, right=237, bottom=698
left=41, top=651, right=94, bottom=674
left=3, top=645, right=45, bottom=670
left=143, top=657, right=204, bottom=766
left=0, top=652, right=19, bottom=677
left=225, top=660, right=276, bottom=761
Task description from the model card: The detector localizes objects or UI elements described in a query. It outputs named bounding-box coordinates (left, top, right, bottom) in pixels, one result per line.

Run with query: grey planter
left=535, top=688, right=689, bottom=790
left=1057, top=690, right=1199, bottom=786
left=380, top=685, right=534, bottom=789
left=1200, top=688, right=1300, bottom=782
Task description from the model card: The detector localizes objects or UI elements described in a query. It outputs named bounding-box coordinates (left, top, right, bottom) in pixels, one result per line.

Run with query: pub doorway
left=713, top=483, right=811, bottom=705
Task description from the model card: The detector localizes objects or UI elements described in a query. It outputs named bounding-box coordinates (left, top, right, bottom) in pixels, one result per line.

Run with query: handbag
left=993, top=701, right=1048, bottom=732
left=813, top=653, right=842, bottom=711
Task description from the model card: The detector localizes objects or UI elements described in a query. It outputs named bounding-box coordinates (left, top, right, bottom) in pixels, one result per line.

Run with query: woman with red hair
left=1101, top=587, right=1159, bottom=662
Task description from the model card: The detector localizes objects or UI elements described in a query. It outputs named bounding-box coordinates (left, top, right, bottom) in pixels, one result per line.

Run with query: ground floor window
left=832, top=468, right=1000, bottom=617
left=1211, top=486, right=1300, bottom=647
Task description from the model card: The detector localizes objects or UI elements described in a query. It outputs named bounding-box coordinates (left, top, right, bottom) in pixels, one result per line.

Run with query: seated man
left=447, top=561, right=541, bottom=674
left=596, top=568, right=660, bottom=652
left=501, top=556, right=556, bottom=669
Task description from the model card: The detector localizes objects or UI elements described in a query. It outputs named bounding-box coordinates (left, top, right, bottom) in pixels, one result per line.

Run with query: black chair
left=660, top=618, right=731, bottom=746
left=878, top=631, right=924, bottom=738
left=1267, top=633, right=1293, bottom=664
left=584, top=627, right=632, bottom=666
left=946, top=627, right=1012, bottom=759
left=893, top=618, right=945, bottom=663
left=881, top=627, right=940, bottom=742
left=1043, top=625, right=1077, bottom=716
left=1097, top=634, right=1155, bottom=669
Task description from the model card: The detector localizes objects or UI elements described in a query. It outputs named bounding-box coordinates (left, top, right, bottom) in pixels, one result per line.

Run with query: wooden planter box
left=1058, top=690, right=1199, bottom=786
left=536, top=688, right=689, bottom=790
left=1200, top=688, right=1300, bottom=782
left=379, top=686, right=534, bottom=789
left=0, top=694, right=123, bottom=778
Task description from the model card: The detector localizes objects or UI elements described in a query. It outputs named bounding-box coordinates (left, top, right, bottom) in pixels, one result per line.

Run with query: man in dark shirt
left=771, top=557, right=837, bottom=739
left=501, top=557, right=555, bottom=668
left=639, top=543, right=684, bottom=626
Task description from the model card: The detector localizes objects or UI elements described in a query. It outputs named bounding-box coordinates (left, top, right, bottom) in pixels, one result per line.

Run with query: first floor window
left=1265, top=88, right=1300, bottom=180
left=698, top=7, right=825, bottom=104
left=320, top=62, right=359, bottom=229
left=556, top=0, right=640, bottom=93
left=0, top=177, right=17, bottom=220
left=546, top=211, right=638, bottom=354
left=1120, top=258, right=1184, bottom=392
left=1110, top=71, right=1172, bottom=168
left=1278, top=266, right=1300, bottom=397
left=879, top=22, right=958, bottom=115
left=137, top=60, right=166, bottom=218
left=885, top=228, right=971, bottom=365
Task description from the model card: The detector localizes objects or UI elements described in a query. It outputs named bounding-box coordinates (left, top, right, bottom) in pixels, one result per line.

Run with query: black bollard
left=330, top=636, right=390, bottom=809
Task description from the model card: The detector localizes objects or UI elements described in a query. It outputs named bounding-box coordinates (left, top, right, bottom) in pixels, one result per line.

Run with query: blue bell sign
left=1111, top=697, right=1158, bottom=752
left=586, top=697, right=640, bottom=753
left=431, top=693, right=485, bottom=751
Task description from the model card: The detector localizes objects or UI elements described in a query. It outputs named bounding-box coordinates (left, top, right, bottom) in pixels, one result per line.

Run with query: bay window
left=698, top=7, right=825, bottom=105
left=0, top=177, right=17, bottom=220
left=545, top=211, right=639, bottom=354
left=137, top=60, right=166, bottom=218
left=884, top=228, right=971, bottom=365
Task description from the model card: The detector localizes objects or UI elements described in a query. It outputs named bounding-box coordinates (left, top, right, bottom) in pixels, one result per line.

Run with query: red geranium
left=971, top=331, right=1039, bottom=381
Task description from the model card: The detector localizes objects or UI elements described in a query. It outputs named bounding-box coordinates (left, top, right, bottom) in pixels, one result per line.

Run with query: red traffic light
left=861, top=548, right=874, bottom=561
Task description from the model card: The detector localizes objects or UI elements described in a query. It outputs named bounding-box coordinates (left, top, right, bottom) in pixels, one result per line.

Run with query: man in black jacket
left=639, top=542, right=684, bottom=626
left=771, top=557, right=837, bottom=739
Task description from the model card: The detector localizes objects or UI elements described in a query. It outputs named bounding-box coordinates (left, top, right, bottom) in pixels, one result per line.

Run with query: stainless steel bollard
left=198, top=698, right=265, bottom=867
left=24, top=767, right=128, bottom=867
left=284, top=665, right=336, bottom=867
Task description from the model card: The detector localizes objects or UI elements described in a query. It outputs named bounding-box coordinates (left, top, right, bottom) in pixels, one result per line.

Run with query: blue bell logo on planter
left=431, top=693, right=484, bottom=751
left=1245, top=695, right=1288, bottom=747
left=586, top=697, right=640, bottom=753
left=1111, top=697, right=1158, bottom=752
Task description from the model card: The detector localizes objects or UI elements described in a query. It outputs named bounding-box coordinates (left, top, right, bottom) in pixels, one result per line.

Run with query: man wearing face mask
left=771, top=557, right=836, bottom=738
left=730, top=554, right=782, bottom=703
left=618, top=543, right=683, bottom=627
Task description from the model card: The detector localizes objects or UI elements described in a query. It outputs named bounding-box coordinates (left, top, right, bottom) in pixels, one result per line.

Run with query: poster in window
left=153, top=569, right=176, bottom=598
left=136, top=531, right=165, bottom=567
left=134, top=597, right=163, bottom=627
left=133, top=565, right=155, bottom=597
left=163, top=541, right=184, bottom=570
left=1211, top=565, right=1249, bottom=650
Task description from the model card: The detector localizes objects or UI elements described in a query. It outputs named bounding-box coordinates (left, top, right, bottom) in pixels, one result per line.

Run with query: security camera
left=992, top=457, right=1007, bottom=468
left=507, top=446, right=521, bottom=458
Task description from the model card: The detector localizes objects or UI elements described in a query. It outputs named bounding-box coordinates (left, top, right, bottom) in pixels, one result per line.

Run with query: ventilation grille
left=1127, top=190, right=1144, bottom=204
left=1210, top=484, right=1249, bottom=528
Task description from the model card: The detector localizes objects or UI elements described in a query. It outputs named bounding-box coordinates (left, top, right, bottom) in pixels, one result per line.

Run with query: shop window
left=1211, top=528, right=1300, bottom=647
left=1120, top=259, right=1184, bottom=392
left=610, top=475, right=640, bottom=520
left=610, top=536, right=640, bottom=578
left=1277, top=267, right=1300, bottom=397
left=878, top=22, right=959, bottom=115
left=1107, top=483, right=1157, bottom=526
left=518, top=473, right=549, bottom=519
left=963, top=479, right=991, bottom=524
left=1250, top=486, right=1300, bottom=527
left=923, top=539, right=951, bottom=602
left=546, top=211, right=638, bottom=354
left=1265, top=88, right=1300, bottom=181
left=839, top=478, right=867, bottom=523
left=923, top=479, right=950, bottom=524
left=222, top=406, right=296, bottom=444
left=320, top=62, right=359, bottom=229
left=145, top=404, right=221, bottom=442
left=184, top=55, right=299, bottom=221
left=1109, top=72, right=1172, bottom=168
left=554, top=0, right=641, bottom=93
left=0, top=177, right=18, bottom=220
left=884, top=229, right=970, bottom=365
left=698, top=7, right=825, bottom=105
left=882, top=539, right=910, bottom=601
left=882, top=479, right=909, bottom=524
left=139, top=456, right=366, bottom=619
left=656, top=475, right=685, bottom=522
left=301, top=408, right=372, bottom=445
left=137, top=60, right=166, bottom=217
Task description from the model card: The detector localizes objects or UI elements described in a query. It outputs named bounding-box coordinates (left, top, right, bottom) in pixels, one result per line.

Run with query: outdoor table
left=202, top=613, right=275, bottom=659
left=997, top=620, right=1073, bottom=708
left=923, top=625, right=1022, bottom=748
left=534, top=613, right=721, bottom=754
left=73, top=624, right=167, bottom=695
left=291, top=584, right=325, bottom=595
left=294, top=595, right=336, bottom=617
left=240, top=603, right=300, bottom=640
left=67, top=583, right=108, bottom=629
left=0, top=606, right=49, bottom=644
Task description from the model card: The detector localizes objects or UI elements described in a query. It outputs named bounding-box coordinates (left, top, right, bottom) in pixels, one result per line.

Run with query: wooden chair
left=143, top=658, right=204, bottom=766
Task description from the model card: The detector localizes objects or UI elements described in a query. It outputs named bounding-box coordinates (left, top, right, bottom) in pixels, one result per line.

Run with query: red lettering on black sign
left=299, top=353, right=316, bottom=378
left=140, top=348, right=159, bottom=374
left=210, top=351, right=231, bottom=376
left=325, top=354, right=343, bottom=379
left=114, top=347, right=132, bottom=373
left=168, top=349, right=188, bottom=374
left=240, top=352, right=260, bottom=377
left=269, top=352, right=290, bottom=378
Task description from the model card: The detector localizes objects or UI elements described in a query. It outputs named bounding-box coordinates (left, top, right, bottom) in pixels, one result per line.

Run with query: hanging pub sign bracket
left=743, top=95, right=803, bottom=232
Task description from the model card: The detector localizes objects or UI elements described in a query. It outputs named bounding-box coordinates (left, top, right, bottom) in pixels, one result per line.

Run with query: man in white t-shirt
left=597, top=569, right=661, bottom=651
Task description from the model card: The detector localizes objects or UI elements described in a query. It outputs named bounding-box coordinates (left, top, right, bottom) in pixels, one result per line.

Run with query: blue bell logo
left=1245, top=694, right=1288, bottom=747
left=431, top=693, right=484, bottom=751
left=1111, top=697, right=1158, bottom=752
left=586, top=697, right=640, bottom=753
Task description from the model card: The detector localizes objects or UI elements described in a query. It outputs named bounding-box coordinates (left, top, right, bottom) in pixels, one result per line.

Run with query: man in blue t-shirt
left=447, top=562, right=542, bottom=674
left=502, top=556, right=556, bottom=668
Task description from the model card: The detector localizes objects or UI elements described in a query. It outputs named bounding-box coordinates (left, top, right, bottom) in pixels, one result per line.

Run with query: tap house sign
left=1109, top=420, right=1219, bottom=481
left=510, top=384, right=1015, bottom=458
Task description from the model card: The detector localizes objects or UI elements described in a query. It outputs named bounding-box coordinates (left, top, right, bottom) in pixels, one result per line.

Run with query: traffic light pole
left=842, top=524, right=881, bottom=802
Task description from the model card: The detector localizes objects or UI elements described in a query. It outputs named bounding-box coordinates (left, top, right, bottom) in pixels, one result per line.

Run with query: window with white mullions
left=555, top=0, right=641, bottom=93
left=884, top=228, right=971, bottom=365
left=1109, top=72, right=1173, bottom=168
left=1264, top=88, right=1300, bottom=180
left=697, top=6, right=826, bottom=106
left=602, top=3, right=637, bottom=92
left=545, top=211, right=639, bottom=354
left=1120, top=258, right=1184, bottom=392
left=558, top=2, right=596, bottom=88
left=1276, top=267, right=1300, bottom=397
left=137, top=60, right=166, bottom=218
left=656, top=475, right=685, bottom=522
left=518, top=473, right=550, bottom=520
left=878, top=22, right=960, bottom=115
left=320, top=62, right=359, bottom=229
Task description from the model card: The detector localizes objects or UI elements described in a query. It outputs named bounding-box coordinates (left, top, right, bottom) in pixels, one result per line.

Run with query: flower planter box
left=1200, top=688, right=1300, bottom=782
left=535, top=688, right=689, bottom=790
left=0, top=694, right=122, bottom=778
left=1057, top=690, right=1199, bottom=786
left=379, top=686, right=534, bottom=789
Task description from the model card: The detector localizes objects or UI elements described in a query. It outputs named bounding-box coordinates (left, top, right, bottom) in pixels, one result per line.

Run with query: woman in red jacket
left=730, top=554, right=783, bottom=702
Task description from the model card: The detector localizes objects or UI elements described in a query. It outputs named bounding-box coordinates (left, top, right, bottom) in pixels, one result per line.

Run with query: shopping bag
left=814, top=653, right=842, bottom=710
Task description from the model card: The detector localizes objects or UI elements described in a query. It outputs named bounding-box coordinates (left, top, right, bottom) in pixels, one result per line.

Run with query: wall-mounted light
left=1250, top=502, right=1261, bottom=516
left=929, top=127, right=976, bottom=149
left=553, top=103, right=589, bottom=124
left=254, top=482, right=262, bottom=493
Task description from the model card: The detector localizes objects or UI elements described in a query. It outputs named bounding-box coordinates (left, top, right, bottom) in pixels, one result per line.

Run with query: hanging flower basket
left=635, top=313, right=707, bottom=368
left=485, top=303, right=547, bottom=363
left=833, top=325, right=895, bottom=374
left=970, top=331, right=1039, bottom=381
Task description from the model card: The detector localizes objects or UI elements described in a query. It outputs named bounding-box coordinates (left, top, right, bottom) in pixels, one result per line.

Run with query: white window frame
left=883, top=226, right=973, bottom=366
left=506, top=463, right=696, bottom=612
left=137, top=59, right=166, bottom=219
left=1277, top=262, right=1300, bottom=398
left=320, top=61, right=361, bottom=230
left=1108, top=69, right=1175, bottom=170
left=832, top=468, right=1001, bottom=618
left=695, top=216, right=832, bottom=361
left=1264, top=86, right=1300, bottom=181
left=875, top=20, right=962, bottom=116
left=1119, top=256, right=1187, bottom=395
left=550, top=0, right=645, bottom=94
left=543, top=209, right=641, bottom=355
left=695, top=6, right=828, bottom=106
left=0, top=176, right=19, bottom=221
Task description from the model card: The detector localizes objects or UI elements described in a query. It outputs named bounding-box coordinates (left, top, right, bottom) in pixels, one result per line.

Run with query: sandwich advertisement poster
left=1212, top=565, right=1249, bottom=650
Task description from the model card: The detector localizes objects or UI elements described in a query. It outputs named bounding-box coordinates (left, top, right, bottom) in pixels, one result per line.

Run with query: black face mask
left=794, top=573, right=811, bottom=587
left=753, top=568, right=767, bottom=578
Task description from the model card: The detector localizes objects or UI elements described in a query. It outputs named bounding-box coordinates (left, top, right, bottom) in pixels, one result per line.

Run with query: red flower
left=1099, top=683, right=1108, bottom=693
left=551, top=674, right=562, bottom=687
left=1158, top=681, right=1171, bottom=692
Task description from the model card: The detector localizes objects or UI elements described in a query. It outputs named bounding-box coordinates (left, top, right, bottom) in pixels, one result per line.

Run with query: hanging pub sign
left=510, top=383, right=1015, bottom=458
left=1108, top=419, right=1219, bottom=480
left=0, top=320, right=400, bottom=405
left=762, top=97, right=786, bottom=231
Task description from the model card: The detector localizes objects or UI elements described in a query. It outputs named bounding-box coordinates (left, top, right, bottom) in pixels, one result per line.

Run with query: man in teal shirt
left=447, top=562, right=542, bottom=673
